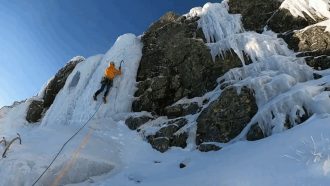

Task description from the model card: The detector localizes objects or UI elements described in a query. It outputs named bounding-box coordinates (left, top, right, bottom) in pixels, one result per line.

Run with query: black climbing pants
left=94, top=77, right=113, bottom=98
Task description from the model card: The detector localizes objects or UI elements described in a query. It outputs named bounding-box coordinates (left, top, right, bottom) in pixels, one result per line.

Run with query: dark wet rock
left=305, top=55, right=330, bottom=70
left=164, top=102, right=201, bottom=119
left=179, top=163, right=186, bottom=168
left=125, top=115, right=154, bottom=130
left=278, top=31, right=300, bottom=51
left=154, top=118, right=188, bottom=139
left=283, top=115, right=292, bottom=129
left=246, top=124, right=265, bottom=141
left=26, top=100, right=44, bottom=123
left=202, top=99, right=209, bottom=105
left=228, top=0, right=281, bottom=32
left=26, top=57, right=84, bottom=123
left=268, top=9, right=320, bottom=33
left=167, top=118, right=188, bottom=128
left=295, top=107, right=310, bottom=125
left=170, top=133, right=188, bottom=148
left=147, top=118, right=188, bottom=152
left=148, top=137, right=170, bottom=153
left=196, top=87, right=258, bottom=144
left=43, top=57, right=84, bottom=108
left=155, top=124, right=180, bottom=138
left=313, top=73, right=323, bottom=79
left=198, top=144, right=222, bottom=152
left=133, top=11, right=243, bottom=115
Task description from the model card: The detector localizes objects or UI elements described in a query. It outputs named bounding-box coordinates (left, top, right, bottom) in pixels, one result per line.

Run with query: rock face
left=246, top=124, right=265, bottom=141
left=268, top=9, right=319, bottom=33
left=133, top=13, right=243, bottom=115
left=125, top=115, right=154, bottom=130
left=164, top=102, right=201, bottom=119
left=196, top=87, right=258, bottom=144
left=147, top=118, right=188, bottom=152
left=26, top=57, right=84, bottom=123
left=284, top=26, right=330, bottom=56
left=43, top=57, right=84, bottom=108
left=228, top=0, right=324, bottom=33
left=305, top=55, right=330, bottom=70
left=198, top=144, right=222, bottom=152
left=26, top=100, right=44, bottom=123
left=228, top=0, right=281, bottom=32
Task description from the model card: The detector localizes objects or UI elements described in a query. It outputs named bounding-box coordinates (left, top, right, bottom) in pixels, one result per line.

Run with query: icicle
left=280, top=0, right=330, bottom=20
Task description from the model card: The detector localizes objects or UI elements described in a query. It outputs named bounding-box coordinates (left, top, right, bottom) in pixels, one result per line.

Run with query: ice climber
left=93, top=61, right=122, bottom=103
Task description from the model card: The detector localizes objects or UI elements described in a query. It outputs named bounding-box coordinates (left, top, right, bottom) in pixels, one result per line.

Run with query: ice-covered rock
left=25, top=56, right=84, bottom=123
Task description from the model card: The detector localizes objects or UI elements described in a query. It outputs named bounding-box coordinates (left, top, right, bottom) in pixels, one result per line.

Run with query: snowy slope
left=1, top=1, right=330, bottom=186
left=0, top=33, right=143, bottom=186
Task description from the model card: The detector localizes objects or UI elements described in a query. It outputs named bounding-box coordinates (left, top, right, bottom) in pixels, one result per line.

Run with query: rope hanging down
left=32, top=103, right=102, bottom=186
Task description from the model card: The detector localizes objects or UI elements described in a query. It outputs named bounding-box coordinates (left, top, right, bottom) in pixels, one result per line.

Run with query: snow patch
left=40, top=157, right=114, bottom=186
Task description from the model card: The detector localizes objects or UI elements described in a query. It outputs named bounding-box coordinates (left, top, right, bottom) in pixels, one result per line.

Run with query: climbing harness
left=32, top=103, right=102, bottom=186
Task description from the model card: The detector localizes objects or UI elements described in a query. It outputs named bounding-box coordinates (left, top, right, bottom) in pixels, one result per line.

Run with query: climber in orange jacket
left=93, top=61, right=122, bottom=103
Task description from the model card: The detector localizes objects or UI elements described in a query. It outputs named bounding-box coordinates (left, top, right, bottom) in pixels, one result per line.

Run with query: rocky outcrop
left=26, top=57, right=84, bottom=123
left=305, top=55, right=330, bottom=70
left=268, top=9, right=319, bottom=33
left=147, top=118, right=188, bottom=152
left=164, top=102, right=201, bottom=119
left=228, top=0, right=281, bottom=32
left=26, top=99, right=44, bottom=123
left=246, top=124, right=265, bottom=141
left=133, top=12, right=243, bottom=115
left=280, top=25, right=330, bottom=57
left=43, top=57, right=85, bottom=108
left=228, top=0, right=324, bottom=33
left=196, top=87, right=258, bottom=144
left=198, top=144, right=222, bottom=152
left=125, top=115, right=154, bottom=130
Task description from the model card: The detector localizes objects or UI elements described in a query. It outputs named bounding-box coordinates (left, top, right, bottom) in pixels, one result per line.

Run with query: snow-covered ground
left=1, top=1, right=330, bottom=186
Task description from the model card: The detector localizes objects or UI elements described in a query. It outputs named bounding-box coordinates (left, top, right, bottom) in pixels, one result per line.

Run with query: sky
left=0, top=0, right=218, bottom=107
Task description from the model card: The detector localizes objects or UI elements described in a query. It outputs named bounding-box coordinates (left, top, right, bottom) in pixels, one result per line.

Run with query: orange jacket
left=104, top=64, right=121, bottom=80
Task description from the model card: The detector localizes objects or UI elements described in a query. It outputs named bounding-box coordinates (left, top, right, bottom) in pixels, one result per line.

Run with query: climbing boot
left=93, top=94, right=97, bottom=101
left=103, top=96, right=107, bottom=103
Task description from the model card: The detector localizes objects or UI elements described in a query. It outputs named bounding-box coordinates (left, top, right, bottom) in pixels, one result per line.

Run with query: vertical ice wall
left=41, top=33, right=143, bottom=128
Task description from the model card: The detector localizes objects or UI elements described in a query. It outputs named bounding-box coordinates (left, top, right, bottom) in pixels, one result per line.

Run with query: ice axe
left=120, top=60, right=124, bottom=68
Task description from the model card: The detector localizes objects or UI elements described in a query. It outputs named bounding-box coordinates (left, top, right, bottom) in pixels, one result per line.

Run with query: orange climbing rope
left=32, top=103, right=102, bottom=186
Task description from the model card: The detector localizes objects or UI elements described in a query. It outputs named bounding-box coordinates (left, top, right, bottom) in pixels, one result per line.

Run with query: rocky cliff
left=23, top=0, right=330, bottom=153
left=127, top=0, right=330, bottom=152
